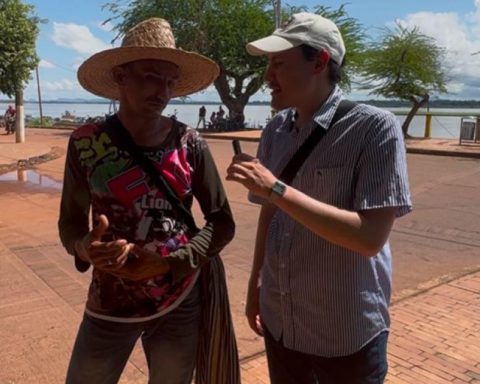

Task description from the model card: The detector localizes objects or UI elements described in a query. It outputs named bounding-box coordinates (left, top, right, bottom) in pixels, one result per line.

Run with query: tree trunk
left=213, top=67, right=264, bottom=130
left=15, top=88, right=25, bottom=143
left=402, top=94, right=429, bottom=137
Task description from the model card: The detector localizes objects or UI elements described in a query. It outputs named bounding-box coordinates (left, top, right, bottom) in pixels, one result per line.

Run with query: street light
left=273, top=0, right=281, bottom=28
left=35, top=66, right=44, bottom=126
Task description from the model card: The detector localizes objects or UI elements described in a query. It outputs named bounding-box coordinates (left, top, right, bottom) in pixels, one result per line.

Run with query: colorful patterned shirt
left=59, top=116, right=234, bottom=322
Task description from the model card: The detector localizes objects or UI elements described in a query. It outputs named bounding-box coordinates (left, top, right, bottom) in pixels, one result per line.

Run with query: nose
left=264, top=62, right=274, bottom=83
left=154, top=80, right=172, bottom=100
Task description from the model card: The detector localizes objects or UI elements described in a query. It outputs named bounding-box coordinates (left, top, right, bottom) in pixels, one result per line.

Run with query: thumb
left=91, top=214, right=109, bottom=241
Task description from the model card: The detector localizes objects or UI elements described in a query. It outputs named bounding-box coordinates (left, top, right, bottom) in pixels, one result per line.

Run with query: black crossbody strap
left=104, top=115, right=198, bottom=232
left=279, top=99, right=356, bottom=184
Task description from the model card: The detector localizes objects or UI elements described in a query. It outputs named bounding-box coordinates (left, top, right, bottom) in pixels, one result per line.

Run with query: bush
left=28, top=116, right=54, bottom=127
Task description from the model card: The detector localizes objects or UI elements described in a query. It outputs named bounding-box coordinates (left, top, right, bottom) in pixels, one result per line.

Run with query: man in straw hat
left=58, top=18, right=239, bottom=384
left=227, top=12, right=412, bottom=383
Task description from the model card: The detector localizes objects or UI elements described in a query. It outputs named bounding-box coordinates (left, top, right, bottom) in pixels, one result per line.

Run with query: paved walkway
left=0, top=128, right=479, bottom=383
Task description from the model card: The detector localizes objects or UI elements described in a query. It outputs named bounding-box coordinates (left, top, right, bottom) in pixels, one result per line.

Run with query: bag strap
left=279, top=99, right=356, bottom=184
left=104, top=115, right=198, bottom=232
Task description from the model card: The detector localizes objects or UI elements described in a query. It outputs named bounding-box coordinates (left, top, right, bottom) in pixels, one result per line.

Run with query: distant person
left=217, top=105, right=225, bottom=119
left=227, top=12, right=412, bottom=384
left=58, top=17, right=239, bottom=384
left=209, top=111, right=217, bottom=130
left=4, top=105, right=16, bottom=134
left=196, top=105, right=207, bottom=129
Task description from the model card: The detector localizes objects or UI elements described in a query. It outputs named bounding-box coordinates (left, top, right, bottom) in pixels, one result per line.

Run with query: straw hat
left=77, top=18, right=219, bottom=99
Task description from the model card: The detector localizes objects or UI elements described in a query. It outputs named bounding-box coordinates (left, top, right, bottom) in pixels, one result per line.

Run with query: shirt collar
left=276, top=86, right=344, bottom=134
left=283, top=86, right=344, bottom=132
left=312, top=86, right=343, bottom=131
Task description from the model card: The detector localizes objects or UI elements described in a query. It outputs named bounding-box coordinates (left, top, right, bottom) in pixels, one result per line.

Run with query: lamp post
left=273, top=0, right=281, bottom=28
left=35, top=66, right=44, bottom=126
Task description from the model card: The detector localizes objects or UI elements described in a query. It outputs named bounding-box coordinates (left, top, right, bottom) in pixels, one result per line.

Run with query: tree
left=104, top=1, right=366, bottom=128
left=359, top=23, right=447, bottom=137
left=290, top=4, right=367, bottom=92
left=0, top=0, right=41, bottom=143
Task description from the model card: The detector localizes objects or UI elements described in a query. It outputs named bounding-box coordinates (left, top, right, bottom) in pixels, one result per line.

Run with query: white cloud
left=52, top=22, right=111, bottom=56
left=39, top=59, right=55, bottom=69
left=396, top=7, right=480, bottom=98
left=96, top=20, right=114, bottom=32
left=43, top=79, right=80, bottom=92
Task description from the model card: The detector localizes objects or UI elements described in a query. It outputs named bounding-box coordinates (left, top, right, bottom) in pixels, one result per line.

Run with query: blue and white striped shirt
left=251, top=86, right=412, bottom=357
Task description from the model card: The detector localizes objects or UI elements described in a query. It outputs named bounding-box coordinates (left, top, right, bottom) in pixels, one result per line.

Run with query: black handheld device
left=232, top=139, right=242, bottom=155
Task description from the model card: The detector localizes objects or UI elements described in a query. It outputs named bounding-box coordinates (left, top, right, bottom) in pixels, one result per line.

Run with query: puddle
left=0, top=169, right=63, bottom=190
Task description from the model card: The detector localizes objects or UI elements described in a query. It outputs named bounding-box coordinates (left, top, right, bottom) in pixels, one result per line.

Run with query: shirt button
left=284, top=232, right=290, bottom=237
left=281, top=292, right=287, bottom=297
left=280, top=263, right=286, bottom=269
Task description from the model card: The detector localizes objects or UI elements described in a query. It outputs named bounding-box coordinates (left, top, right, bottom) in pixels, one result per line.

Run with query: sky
left=15, top=0, right=480, bottom=101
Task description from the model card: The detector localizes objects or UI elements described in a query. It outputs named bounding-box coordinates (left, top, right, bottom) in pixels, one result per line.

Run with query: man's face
left=115, top=59, right=180, bottom=117
left=265, top=47, right=318, bottom=110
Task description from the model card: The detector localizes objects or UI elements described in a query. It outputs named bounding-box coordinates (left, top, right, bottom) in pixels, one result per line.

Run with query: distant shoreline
left=2, top=99, right=480, bottom=109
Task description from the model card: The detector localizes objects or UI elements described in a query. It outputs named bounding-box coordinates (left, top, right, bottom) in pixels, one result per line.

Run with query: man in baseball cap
left=227, top=12, right=411, bottom=384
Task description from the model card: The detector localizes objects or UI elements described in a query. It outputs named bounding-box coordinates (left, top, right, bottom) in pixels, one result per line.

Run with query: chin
left=145, top=107, right=164, bottom=117
left=270, top=96, right=288, bottom=111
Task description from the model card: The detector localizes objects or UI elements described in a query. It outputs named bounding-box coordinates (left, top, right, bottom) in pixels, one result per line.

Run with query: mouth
left=269, top=84, right=281, bottom=95
left=147, top=100, right=166, bottom=107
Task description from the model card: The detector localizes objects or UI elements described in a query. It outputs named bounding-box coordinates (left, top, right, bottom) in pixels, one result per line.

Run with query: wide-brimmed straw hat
left=77, top=18, right=219, bottom=99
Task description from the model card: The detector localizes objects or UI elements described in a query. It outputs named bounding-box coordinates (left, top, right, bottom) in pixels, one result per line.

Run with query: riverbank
left=1, top=128, right=480, bottom=177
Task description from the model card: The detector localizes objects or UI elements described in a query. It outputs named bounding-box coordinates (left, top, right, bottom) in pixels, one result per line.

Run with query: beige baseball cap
left=246, top=12, right=346, bottom=64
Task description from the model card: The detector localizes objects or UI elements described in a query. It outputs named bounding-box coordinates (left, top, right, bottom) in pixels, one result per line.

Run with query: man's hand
left=226, top=153, right=277, bottom=198
left=245, top=277, right=264, bottom=337
left=113, top=245, right=170, bottom=281
left=74, top=214, right=132, bottom=271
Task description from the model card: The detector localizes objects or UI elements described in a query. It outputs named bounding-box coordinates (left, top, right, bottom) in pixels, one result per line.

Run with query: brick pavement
left=241, top=271, right=480, bottom=383
left=0, top=128, right=479, bottom=383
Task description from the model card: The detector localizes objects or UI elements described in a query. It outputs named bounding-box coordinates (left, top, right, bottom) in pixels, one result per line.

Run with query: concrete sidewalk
left=1, top=128, right=479, bottom=383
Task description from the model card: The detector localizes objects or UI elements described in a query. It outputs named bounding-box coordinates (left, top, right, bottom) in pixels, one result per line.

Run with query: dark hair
left=299, top=44, right=345, bottom=85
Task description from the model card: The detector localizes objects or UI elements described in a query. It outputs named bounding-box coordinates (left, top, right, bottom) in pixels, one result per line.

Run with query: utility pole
left=35, top=66, right=44, bottom=126
left=273, top=0, right=281, bottom=28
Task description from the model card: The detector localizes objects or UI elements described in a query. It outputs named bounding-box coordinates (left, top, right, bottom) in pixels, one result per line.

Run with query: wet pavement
left=0, top=169, right=63, bottom=190
left=0, top=128, right=479, bottom=383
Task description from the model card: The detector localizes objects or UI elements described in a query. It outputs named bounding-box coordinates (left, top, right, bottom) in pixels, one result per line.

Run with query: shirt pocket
left=300, top=166, right=355, bottom=208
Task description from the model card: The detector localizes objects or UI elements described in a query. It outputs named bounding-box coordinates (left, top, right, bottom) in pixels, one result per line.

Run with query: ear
left=111, top=65, right=127, bottom=86
left=313, top=50, right=330, bottom=74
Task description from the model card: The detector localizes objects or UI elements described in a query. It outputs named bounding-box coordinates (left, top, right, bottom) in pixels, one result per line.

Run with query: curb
left=0, top=147, right=64, bottom=175
left=406, top=147, right=480, bottom=159
left=200, top=132, right=480, bottom=159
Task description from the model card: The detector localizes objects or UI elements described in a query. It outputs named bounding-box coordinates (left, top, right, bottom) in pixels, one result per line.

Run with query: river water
left=1, top=101, right=478, bottom=139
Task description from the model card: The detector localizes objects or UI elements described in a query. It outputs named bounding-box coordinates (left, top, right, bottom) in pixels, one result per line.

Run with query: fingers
left=95, top=243, right=133, bottom=270
left=226, top=162, right=255, bottom=182
left=90, top=214, right=109, bottom=242
left=88, top=240, right=131, bottom=269
left=247, top=313, right=264, bottom=337
left=255, top=314, right=264, bottom=336
left=88, top=239, right=128, bottom=255
left=115, top=243, right=135, bottom=266
left=233, top=153, right=256, bottom=162
left=130, top=244, right=158, bottom=259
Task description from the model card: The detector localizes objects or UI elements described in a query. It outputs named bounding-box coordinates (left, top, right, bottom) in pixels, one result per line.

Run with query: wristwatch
left=269, top=180, right=287, bottom=201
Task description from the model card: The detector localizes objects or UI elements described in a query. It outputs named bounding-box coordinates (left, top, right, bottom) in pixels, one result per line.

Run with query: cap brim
left=246, top=35, right=300, bottom=56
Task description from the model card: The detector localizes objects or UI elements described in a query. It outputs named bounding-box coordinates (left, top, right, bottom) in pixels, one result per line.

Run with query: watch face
left=272, top=180, right=286, bottom=197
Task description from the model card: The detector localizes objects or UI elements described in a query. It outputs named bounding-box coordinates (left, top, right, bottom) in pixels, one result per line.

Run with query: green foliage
left=28, top=116, right=53, bottom=127
left=0, top=0, right=41, bottom=97
left=103, top=1, right=366, bottom=117
left=311, top=4, right=367, bottom=91
left=104, top=0, right=273, bottom=101
left=359, top=23, right=447, bottom=100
